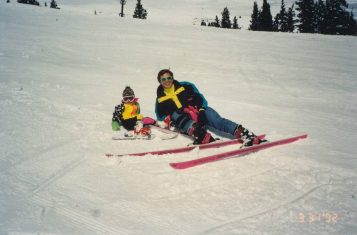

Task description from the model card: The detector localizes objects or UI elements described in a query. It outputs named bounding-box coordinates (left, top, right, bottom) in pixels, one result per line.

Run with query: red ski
left=170, top=134, right=308, bottom=170
left=105, top=134, right=265, bottom=157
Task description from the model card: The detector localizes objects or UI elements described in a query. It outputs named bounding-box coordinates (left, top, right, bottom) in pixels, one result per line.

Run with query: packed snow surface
left=1, top=1, right=356, bottom=234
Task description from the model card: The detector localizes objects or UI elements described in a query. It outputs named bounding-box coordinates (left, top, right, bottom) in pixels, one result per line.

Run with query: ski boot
left=191, top=124, right=215, bottom=145
left=234, top=125, right=264, bottom=147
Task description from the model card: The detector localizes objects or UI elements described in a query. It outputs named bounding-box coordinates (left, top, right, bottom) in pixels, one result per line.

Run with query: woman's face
left=159, top=72, right=174, bottom=89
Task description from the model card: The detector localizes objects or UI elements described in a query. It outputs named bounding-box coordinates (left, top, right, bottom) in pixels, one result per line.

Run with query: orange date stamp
left=297, top=211, right=339, bottom=224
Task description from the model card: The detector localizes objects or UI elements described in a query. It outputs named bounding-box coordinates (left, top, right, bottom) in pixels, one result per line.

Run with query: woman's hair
left=157, top=69, right=174, bottom=82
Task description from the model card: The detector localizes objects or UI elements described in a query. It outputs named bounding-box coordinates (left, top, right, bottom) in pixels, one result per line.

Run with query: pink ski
left=170, top=134, right=308, bottom=170
left=105, top=134, right=265, bottom=157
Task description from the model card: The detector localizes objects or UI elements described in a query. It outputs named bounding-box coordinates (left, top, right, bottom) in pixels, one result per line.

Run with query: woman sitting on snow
left=155, top=69, right=263, bottom=146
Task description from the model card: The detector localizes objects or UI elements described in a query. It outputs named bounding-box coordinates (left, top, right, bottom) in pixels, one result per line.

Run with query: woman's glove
left=183, top=105, right=199, bottom=122
left=198, top=108, right=208, bottom=126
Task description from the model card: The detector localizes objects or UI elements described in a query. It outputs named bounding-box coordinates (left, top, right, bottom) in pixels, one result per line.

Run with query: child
left=112, top=86, right=151, bottom=137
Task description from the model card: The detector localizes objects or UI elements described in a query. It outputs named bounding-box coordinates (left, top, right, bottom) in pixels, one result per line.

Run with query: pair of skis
left=107, top=134, right=265, bottom=157
left=106, top=133, right=308, bottom=170
left=170, top=134, right=307, bottom=169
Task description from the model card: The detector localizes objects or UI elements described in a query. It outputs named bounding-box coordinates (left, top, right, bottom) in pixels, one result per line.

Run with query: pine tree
left=215, top=15, right=220, bottom=27
left=279, top=0, right=289, bottom=31
left=7, top=0, right=10, bottom=3
left=17, top=0, right=40, bottom=6
left=133, top=0, right=148, bottom=19
left=249, top=1, right=260, bottom=30
left=287, top=4, right=296, bottom=32
left=314, top=0, right=327, bottom=33
left=273, top=0, right=287, bottom=32
left=295, top=0, right=315, bottom=33
left=232, top=16, right=240, bottom=29
left=50, top=0, right=59, bottom=9
left=324, top=0, right=352, bottom=35
left=273, top=14, right=280, bottom=31
left=348, top=11, right=357, bottom=35
left=347, top=11, right=357, bottom=35
left=32, top=0, right=39, bottom=5
left=259, top=0, right=273, bottom=31
left=221, top=7, right=232, bottom=28
left=201, top=20, right=207, bottom=26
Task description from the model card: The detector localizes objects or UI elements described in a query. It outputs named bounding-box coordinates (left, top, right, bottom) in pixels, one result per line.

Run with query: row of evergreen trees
left=249, top=0, right=356, bottom=35
left=250, top=0, right=296, bottom=32
left=201, top=7, right=241, bottom=29
left=296, top=0, right=356, bottom=34
left=200, top=0, right=355, bottom=35
left=15, top=0, right=60, bottom=9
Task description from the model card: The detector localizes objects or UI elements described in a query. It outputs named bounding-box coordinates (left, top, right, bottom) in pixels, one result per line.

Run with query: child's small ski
left=112, top=126, right=177, bottom=141
left=149, top=125, right=178, bottom=140
left=112, top=134, right=156, bottom=140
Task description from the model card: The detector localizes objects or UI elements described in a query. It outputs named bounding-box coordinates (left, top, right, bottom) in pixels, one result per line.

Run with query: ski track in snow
left=149, top=166, right=281, bottom=201
left=31, top=156, right=86, bottom=194
left=31, top=194, right=127, bottom=235
left=199, top=183, right=339, bottom=234
left=7, top=138, right=78, bottom=169
left=4, top=155, right=127, bottom=234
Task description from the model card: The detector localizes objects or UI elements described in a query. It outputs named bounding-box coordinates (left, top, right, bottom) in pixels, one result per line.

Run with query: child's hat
left=122, top=86, right=135, bottom=98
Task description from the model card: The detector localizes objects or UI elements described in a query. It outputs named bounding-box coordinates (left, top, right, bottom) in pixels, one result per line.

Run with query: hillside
left=1, top=1, right=357, bottom=235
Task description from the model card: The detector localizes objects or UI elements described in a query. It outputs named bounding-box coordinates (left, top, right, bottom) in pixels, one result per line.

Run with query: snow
left=1, top=1, right=357, bottom=234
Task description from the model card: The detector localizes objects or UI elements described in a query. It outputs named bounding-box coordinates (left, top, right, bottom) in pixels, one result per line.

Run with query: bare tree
left=119, top=0, right=126, bottom=17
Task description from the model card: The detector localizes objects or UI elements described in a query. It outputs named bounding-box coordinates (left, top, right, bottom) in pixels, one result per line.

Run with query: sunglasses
left=122, top=96, right=135, bottom=103
left=160, top=76, right=173, bottom=82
